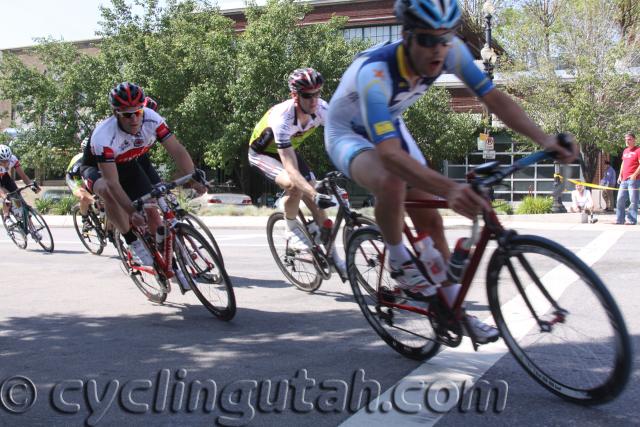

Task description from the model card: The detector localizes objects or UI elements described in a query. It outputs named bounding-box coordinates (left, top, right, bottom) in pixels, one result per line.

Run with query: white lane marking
left=340, top=230, right=624, bottom=427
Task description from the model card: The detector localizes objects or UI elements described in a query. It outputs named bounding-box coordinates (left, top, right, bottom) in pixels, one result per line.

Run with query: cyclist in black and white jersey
left=0, top=144, right=40, bottom=219
left=82, top=82, right=206, bottom=266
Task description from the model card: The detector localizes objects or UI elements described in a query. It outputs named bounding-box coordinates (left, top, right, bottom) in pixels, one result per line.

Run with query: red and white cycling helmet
left=288, top=68, right=324, bottom=93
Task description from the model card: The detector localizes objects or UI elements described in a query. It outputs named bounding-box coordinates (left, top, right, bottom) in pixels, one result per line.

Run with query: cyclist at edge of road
left=81, top=82, right=207, bottom=268
left=66, top=138, right=95, bottom=233
left=248, top=68, right=346, bottom=273
left=324, top=0, right=578, bottom=343
left=0, top=144, right=41, bottom=219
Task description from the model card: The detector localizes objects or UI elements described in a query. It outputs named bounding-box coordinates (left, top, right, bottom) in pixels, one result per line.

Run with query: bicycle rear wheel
left=113, top=230, right=168, bottom=304
left=180, top=211, right=224, bottom=266
left=174, top=223, right=236, bottom=320
left=2, top=211, right=27, bottom=249
left=346, top=226, right=441, bottom=361
left=266, top=212, right=322, bottom=292
left=487, top=235, right=631, bottom=405
left=72, top=205, right=105, bottom=255
left=27, top=207, right=54, bottom=252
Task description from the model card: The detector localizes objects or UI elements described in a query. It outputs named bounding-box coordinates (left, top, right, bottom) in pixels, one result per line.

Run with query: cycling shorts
left=248, top=148, right=316, bottom=183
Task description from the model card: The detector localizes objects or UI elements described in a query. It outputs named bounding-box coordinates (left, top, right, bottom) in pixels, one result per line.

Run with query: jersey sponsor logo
left=374, top=121, right=394, bottom=136
left=373, top=69, right=385, bottom=79
left=133, top=137, right=145, bottom=147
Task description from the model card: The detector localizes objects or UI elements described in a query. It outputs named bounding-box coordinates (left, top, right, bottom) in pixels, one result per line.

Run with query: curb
left=41, top=212, right=634, bottom=231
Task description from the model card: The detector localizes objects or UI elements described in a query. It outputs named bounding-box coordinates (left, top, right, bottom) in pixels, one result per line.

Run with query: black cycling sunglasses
left=299, top=91, right=322, bottom=99
left=413, top=31, right=455, bottom=48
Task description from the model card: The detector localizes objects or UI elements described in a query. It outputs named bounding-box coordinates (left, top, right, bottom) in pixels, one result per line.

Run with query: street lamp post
left=481, top=1, right=497, bottom=128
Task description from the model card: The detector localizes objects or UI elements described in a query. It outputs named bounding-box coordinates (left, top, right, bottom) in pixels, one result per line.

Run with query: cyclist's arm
left=98, top=162, right=136, bottom=215
left=278, top=146, right=316, bottom=199
left=481, top=90, right=576, bottom=162
left=161, top=135, right=195, bottom=176
left=13, top=165, right=35, bottom=188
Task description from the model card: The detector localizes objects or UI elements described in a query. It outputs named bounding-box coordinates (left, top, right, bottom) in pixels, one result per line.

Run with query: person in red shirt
left=616, top=132, right=640, bottom=225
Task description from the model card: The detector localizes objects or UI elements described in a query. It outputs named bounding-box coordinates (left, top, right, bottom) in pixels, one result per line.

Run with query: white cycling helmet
left=0, top=144, right=12, bottom=161
left=394, top=0, right=461, bottom=30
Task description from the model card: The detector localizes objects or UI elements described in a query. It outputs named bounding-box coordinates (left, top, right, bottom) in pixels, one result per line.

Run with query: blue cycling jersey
left=327, top=38, right=494, bottom=145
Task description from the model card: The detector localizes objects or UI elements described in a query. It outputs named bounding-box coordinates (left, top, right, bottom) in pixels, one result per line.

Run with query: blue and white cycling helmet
left=394, top=0, right=461, bottom=30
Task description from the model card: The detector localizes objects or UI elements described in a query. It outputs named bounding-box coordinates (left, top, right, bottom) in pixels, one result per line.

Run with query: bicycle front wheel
left=2, top=211, right=27, bottom=249
left=487, top=235, right=632, bottom=405
left=72, top=205, right=105, bottom=255
left=113, top=230, right=168, bottom=304
left=266, top=212, right=322, bottom=292
left=174, top=223, right=236, bottom=321
left=342, top=214, right=377, bottom=251
left=27, top=207, right=54, bottom=252
left=180, top=211, right=224, bottom=266
left=346, top=226, right=441, bottom=361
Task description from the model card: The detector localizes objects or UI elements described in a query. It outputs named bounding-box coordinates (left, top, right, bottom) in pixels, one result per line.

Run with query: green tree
left=0, top=40, right=108, bottom=178
left=215, top=0, right=365, bottom=193
left=498, top=0, right=640, bottom=183
left=403, top=87, right=481, bottom=171
left=96, top=0, right=237, bottom=169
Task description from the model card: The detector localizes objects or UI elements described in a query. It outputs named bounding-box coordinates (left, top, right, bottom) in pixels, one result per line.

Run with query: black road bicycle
left=266, top=171, right=376, bottom=292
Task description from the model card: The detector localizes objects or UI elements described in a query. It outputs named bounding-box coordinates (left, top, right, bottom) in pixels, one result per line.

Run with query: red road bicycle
left=115, top=174, right=235, bottom=321
left=346, top=146, right=631, bottom=405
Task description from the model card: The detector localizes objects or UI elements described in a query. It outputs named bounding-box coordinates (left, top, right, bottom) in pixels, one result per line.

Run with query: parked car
left=187, top=183, right=253, bottom=209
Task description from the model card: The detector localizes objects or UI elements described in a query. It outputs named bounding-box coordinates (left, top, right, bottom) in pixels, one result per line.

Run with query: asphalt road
left=0, top=223, right=638, bottom=426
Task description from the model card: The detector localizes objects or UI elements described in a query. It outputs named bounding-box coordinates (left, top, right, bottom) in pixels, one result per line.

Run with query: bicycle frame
left=371, top=149, right=560, bottom=321
left=295, top=172, right=370, bottom=279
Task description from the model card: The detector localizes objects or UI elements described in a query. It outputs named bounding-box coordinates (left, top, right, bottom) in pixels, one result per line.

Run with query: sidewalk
left=42, top=212, right=639, bottom=231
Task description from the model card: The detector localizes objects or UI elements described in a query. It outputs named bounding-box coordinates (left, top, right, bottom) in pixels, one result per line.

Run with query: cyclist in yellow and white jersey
left=249, top=68, right=345, bottom=271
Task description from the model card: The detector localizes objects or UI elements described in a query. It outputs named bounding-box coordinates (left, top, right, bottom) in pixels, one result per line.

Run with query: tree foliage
left=498, top=0, right=640, bottom=182
left=404, top=87, right=481, bottom=170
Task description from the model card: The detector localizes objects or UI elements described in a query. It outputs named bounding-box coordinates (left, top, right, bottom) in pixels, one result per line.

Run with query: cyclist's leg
left=249, top=148, right=310, bottom=249
left=85, top=167, right=129, bottom=233
left=0, top=174, right=16, bottom=218
left=136, top=154, right=162, bottom=234
left=294, top=152, right=329, bottom=226
left=395, top=120, right=450, bottom=259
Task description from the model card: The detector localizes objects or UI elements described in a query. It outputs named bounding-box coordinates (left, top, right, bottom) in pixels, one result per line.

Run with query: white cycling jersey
left=0, top=155, right=20, bottom=176
left=88, top=108, right=172, bottom=164
left=249, top=98, right=328, bottom=154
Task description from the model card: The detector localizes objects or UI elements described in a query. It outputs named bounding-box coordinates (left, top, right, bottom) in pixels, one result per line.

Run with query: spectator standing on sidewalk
left=616, top=132, right=640, bottom=225
left=599, top=159, right=616, bottom=212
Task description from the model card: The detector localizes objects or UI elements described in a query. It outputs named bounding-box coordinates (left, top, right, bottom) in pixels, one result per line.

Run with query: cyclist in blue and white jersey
left=325, top=0, right=577, bottom=343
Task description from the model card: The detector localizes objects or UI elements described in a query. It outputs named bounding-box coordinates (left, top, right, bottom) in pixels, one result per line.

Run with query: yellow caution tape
left=553, top=174, right=617, bottom=191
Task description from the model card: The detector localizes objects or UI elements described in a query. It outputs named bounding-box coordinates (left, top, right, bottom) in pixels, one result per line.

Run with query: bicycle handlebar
left=6, top=181, right=39, bottom=198
left=132, top=173, right=196, bottom=210
left=472, top=133, right=574, bottom=189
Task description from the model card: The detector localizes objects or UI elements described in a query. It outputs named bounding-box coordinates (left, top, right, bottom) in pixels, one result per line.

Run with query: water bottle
left=321, top=219, right=333, bottom=244
left=307, top=221, right=321, bottom=245
left=156, top=225, right=166, bottom=250
left=414, top=233, right=447, bottom=285
left=447, top=237, right=472, bottom=283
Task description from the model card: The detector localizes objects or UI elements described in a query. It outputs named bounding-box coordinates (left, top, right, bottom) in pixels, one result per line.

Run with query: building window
left=344, top=25, right=402, bottom=44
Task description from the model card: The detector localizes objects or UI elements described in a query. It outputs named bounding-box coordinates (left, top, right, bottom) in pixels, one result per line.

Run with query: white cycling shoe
left=129, top=239, right=154, bottom=266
